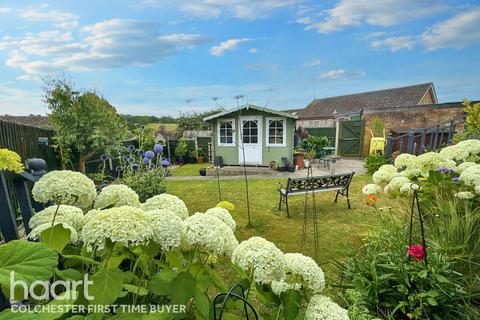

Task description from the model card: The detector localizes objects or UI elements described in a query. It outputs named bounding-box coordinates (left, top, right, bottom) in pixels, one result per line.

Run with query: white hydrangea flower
left=457, top=162, right=477, bottom=173
left=29, top=205, right=85, bottom=231
left=384, top=176, right=411, bottom=193
left=361, top=184, right=381, bottom=195
left=475, top=185, right=480, bottom=194
left=81, top=206, right=153, bottom=251
left=32, top=170, right=96, bottom=208
left=454, top=191, right=474, bottom=199
left=305, top=295, right=350, bottom=320
left=204, top=207, right=236, bottom=231
left=459, top=164, right=480, bottom=187
left=142, top=194, right=189, bottom=220
left=439, top=145, right=469, bottom=162
left=457, top=139, right=480, bottom=158
left=84, top=208, right=101, bottom=221
left=271, top=253, right=325, bottom=296
left=146, top=209, right=184, bottom=251
left=399, top=182, right=419, bottom=195
left=394, top=153, right=416, bottom=169
left=372, top=165, right=398, bottom=184
left=183, top=212, right=238, bottom=256
left=94, top=184, right=140, bottom=209
left=232, top=236, right=286, bottom=285
left=28, top=222, right=79, bottom=242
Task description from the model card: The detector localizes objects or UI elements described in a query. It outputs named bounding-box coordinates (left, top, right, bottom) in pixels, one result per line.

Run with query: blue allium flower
left=123, top=156, right=129, bottom=162
left=100, top=154, right=109, bottom=161
left=127, top=156, right=134, bottom=163
left=138, top=150, right=145, bottom=156
left=128, top=145, right=136, bottom=152
left=452, top=177, right=461, bottom=182
left=145, top=150, right=155, bottom=159
left=142, top=157, right=150, bottom=165
left=436, top=167, right=449, bottom=173
left=154, top=144, right=164, bottom=154
left=132, top=163, right=140, bottom=171
left=115, top=166, right=123, bottom=172
left=161, top=159, right=170, bottom=168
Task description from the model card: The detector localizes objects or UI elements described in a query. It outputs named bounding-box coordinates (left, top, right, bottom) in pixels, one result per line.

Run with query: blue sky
left=0, top=0, right=479, bottom=117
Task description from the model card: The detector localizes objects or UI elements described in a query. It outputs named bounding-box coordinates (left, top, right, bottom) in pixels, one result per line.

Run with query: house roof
left=296, top=83, right=436, bottom=119
left=203, top=104, right=298, bottom=121
left=182, top=130, right=211, bottom=140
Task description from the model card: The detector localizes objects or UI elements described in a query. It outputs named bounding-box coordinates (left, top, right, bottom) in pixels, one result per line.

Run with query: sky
left=0, top=0, right=479, bottom=117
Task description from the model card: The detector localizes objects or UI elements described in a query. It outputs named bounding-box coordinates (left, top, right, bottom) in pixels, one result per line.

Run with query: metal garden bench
left=278, top=172, right=355, bottom=217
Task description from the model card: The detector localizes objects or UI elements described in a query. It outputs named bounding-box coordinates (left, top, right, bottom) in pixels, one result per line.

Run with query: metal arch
left=213, top=284, right=259, bottom=320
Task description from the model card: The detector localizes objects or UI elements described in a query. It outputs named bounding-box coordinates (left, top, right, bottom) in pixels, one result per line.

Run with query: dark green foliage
left=175, top=109, right=222, bottom=138
left=300, top=135, right=330, bottom=152
left=175, top=140, right=189, bottom=158
left=453, top=100, right=480, bottom=142
left=364, top=154, right=390, bottom=174
left=118, top=170, right=166, bottom=202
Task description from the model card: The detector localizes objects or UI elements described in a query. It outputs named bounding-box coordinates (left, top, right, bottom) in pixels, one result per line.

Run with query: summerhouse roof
left=203, top=104, right=298, bottom=121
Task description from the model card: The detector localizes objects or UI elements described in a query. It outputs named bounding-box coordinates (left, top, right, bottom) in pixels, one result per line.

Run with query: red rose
left=407, top=244, right=425, bottom=261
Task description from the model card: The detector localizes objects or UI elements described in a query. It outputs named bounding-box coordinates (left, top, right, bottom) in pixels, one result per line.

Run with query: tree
left=44, top=79, right=127, bottom=173
left=175, top=109, right=221, bottom=138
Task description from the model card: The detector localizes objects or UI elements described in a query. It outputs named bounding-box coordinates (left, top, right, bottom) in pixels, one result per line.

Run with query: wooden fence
left=385, top=116, right=465, bottom=157
left=0, top=120, right=59, bottom=170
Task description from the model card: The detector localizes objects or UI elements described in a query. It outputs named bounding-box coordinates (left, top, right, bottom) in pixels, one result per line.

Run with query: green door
left=338, top=120, right=364, bottom=156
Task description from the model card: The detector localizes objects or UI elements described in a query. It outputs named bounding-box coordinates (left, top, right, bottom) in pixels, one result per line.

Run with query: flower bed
left=0, top=170, right=348, bottom=319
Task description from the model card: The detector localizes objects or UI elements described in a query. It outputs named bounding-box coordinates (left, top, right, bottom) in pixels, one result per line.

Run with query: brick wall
left=362, top=102, right=464, bottom=156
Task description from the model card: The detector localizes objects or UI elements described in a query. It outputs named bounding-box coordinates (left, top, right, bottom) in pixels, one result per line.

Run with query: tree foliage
left=43, top=78, right=127, bottom=172
left=176, top=109, right=222, bottom=138
left=121, top=114, right=176, bottom=130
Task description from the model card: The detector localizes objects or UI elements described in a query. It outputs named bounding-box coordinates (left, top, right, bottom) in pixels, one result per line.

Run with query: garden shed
left=204, top=104, right=298, bottom=166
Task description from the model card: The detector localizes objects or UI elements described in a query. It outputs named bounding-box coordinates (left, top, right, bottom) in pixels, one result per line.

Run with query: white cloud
left=16, top=74, right=42, bottom=82
left=0, top=19, right=210, bottom=75
left=421, top=7, right=480, bottom=50
left=244, top=63, right=278, bottom=71
left=298, top=0, right=448, bottom=33
left=146, top=0, right=302, bottom=20
left=318, top=69, right=365, bottom=80
left=249, top=48, right=258, bottom=54
left=0, top=84, right=44, bottom=115
left=210, top=38, right=253, bottom=56
left=370, top=36, right=415, bottom=52
left=19, top=9, right=79, bottom=29
left=303, top=59, right=321, bottom=67
left=0, top=7, right=12, bottom=13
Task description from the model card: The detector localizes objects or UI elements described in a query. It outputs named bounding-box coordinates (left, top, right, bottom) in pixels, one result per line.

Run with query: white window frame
left=266, top=117, right=286, bottom=147
left=217, top=118, right=236, bottom=146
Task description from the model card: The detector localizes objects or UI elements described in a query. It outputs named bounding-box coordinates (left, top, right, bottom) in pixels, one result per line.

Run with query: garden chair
left=317, top=149, right=330, bottom=170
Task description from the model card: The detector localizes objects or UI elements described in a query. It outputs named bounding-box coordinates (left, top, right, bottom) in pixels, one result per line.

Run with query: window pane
left=227, top=137, right=233, bottom=143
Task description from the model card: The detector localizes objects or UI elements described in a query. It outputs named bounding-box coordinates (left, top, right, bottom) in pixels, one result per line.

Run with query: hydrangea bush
left=0, top=170, right=346, bottom=319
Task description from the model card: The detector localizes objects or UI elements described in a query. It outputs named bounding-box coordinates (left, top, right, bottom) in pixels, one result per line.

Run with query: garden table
left=322, top=146, right=336, bottom=155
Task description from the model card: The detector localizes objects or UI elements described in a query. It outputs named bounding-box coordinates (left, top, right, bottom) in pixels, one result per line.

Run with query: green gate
left=338, top=120, right=364, bottom=156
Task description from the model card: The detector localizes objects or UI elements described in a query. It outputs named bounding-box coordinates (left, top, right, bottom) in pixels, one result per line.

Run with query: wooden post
left=399, top=138, right=404, bottom=154
left=0, top=172, right=19, bottom=242
left=447, top=120, right=455, bottom=144
left=407, top=130, right=415, bottom=154
left=432, top=125, right=440, bottom=150
left=386, top=133, right=393, bottom=158
left=419, top=129, right=427, bottom=155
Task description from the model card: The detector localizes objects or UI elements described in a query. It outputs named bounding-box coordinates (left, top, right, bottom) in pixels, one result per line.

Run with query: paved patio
left=167, top=158, right=366, bottom=180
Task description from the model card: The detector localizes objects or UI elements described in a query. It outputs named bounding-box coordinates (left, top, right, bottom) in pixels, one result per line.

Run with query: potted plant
left=174, top=140, right=188, bottom=164
left=294, top=148, right=305, bottom=170
left=196, top=148, right=205, bottom=164
left=304, top=148, right=316, bottom=168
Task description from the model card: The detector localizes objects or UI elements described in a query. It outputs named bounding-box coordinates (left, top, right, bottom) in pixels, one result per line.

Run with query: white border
left=266, top=117, right=286, bottom=147
left=217, top=118, right=236, bottom=146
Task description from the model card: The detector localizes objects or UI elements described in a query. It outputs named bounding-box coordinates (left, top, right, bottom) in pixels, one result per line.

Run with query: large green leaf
left=194, top=287, right=210, bottom=319
left=169, top=272, right=196, bottom=304
left=40, top=224, right=71, bottom=253
left=0, top=240, right=58, bottom=298
left=280, top=290, right=301, bottom=320
left=89, top=268, right=124, bottom=306
left=148, top=269, right=178, bottom=296
left=54, top=268, right=83, bottom=281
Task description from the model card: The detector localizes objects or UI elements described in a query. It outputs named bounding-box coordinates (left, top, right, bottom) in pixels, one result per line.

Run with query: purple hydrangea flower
left=436, top=167, right=449, bottom=173
left=128, top=144, right=136, bottom=152
left=154, top=144, right=164, bottom=154
left=142, top=157, right=150, bottom=165
left=132, top=162, right=139, bottom=171
left=161, top=159, right=170, bottom=168
left=115, top=166, right=123, bottom=172
left=138, top=150, right=145, bottom=156
left=452, top=177, right=461, bottom=182
left=145, top=150, right=155, bottom=159
left=100, top=154, right=109, bottom=161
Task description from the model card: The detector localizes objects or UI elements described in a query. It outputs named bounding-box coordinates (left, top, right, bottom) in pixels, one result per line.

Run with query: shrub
left=369, top=118, right=384, bottom=137
left=364, top=154, right=389, bottom=174
left=301, top=135, right=330, bottom=152
left=175, top=139, right=189, bottom=158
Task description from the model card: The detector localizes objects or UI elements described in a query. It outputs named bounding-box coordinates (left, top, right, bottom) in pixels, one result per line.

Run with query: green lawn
left=170, top=163, right=210, bottom=176
left=166, top=175, right=401, bottom=277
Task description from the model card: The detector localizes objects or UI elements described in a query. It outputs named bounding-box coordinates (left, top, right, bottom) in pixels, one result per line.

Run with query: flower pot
left=196, top=157, right=205, bottom=164
left=199, top=168, right=207, bottom=176
left=294, top=152, right=305, bottom=170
